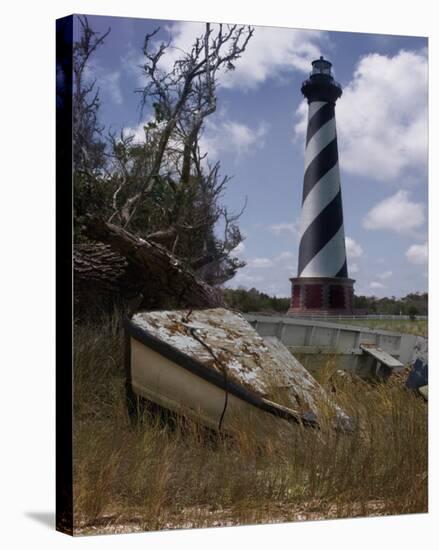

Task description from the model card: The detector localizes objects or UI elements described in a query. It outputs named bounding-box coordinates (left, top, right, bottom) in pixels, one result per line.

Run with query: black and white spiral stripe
left=297, top=101, right=348, bottom=278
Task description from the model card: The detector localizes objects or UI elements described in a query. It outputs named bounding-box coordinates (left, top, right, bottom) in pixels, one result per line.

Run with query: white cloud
left=123, top=119, right=153, bottom=143
left=247, top=257, right=274, bottom=268
left=294, top=49, right=428, bottom=182
left=123, top=112, right=266, bottom=162
left=231, top=242, right=246, bottom=257
left=269, top=222, right=299, bottom=237
left=406, top=242, right=428, bottom=264
left=227, top=247, right=295, bottom=295
left=370, top=281, right=385, bottom=289
left=378, top=271, right=392, bottom=280
left=201, top=118, right=269, bottom=160
left=102, top=70, right=123, bottom=104
left=345, top=237, right=363, bottom=258
left=233, top=273, right=264, bottom=286
left=121, top=46, right=146, bottom=86
left=275, top=251, right=294, bottom=263
left=378, top=270, right=393, bottom=280
left=362, top=190, right=425, bottom=236
left=157, top=22, right=326, bottom=91
left=84, top=60, right=123, bottom=105
left=228, top=268, right=291, bottom=296
left=350, top=263, right=359, bottom=274
left=293, top=101, right=308, bottom=141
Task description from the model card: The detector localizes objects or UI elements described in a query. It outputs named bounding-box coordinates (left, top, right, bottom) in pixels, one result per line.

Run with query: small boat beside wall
left=244, top=314, right=425, bottom=376
left=125, top=308, right=350, bottom=433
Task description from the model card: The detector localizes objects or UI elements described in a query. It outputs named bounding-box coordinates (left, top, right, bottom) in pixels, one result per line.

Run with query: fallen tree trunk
left=74, top=243, right=129, bottom=291
left=74, top=243, right=145, bottom=319
left=81, top=217, right=225, bottom=310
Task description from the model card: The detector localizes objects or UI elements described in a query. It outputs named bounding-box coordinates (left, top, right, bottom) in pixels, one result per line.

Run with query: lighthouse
left=288, top=57, right=354, bottom=316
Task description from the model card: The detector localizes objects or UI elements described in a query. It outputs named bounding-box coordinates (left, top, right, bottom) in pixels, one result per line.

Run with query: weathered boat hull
left=129, top=337, right=289, bottom=433
left=124, top=309, right=358, bottom=434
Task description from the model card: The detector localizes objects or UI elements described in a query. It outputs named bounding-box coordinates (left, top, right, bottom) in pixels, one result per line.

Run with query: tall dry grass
left=73, top=316, right=428, bottom=535
left=339, top=318, right=427, bottom=337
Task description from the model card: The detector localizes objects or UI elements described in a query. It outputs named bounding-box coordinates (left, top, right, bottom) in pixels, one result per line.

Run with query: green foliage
left=408, top=304, right=419, bottom=321
left=223, top=289, right=428, bottom=317
left=353, top=292, right=428, bottom=316
left=223, top=287, right=290, bottom=313
left=73, top=172, right=114, bottom=241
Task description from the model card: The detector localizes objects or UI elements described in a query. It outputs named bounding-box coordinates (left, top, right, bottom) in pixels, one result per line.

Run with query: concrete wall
left=244, top=314, right=423, bottom=371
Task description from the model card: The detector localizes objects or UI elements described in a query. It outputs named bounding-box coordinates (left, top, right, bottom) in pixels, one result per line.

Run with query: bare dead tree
left=73, top=15, right=110, bottom=174
left=109, top=22, right=254, bottom=228
left=76, top=21, right=252, bottom=313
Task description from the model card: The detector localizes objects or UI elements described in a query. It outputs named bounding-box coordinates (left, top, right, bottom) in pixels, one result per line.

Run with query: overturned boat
left=125, top=308, right=350, bottom=433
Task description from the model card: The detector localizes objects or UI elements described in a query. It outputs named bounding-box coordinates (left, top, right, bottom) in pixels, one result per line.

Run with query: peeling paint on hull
left=126, top=308, right=349, bottom=432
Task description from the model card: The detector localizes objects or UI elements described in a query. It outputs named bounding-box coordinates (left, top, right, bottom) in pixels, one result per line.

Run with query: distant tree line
left=223, top=287, right=290, bottom=313
left=353, top=292, right=428, bottom=317
left=223, top=288, right=428, bottom=317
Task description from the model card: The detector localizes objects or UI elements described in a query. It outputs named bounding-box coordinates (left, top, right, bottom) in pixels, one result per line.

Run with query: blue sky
left=74, top=15, right=428, bottom=298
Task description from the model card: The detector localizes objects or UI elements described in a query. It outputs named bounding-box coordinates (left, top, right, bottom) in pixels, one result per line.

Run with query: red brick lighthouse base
left=288, top=277, right=355, bottom=316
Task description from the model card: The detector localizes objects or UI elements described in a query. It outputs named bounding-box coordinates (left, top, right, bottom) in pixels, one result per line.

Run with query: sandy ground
left=73, top=499, right=422, bottom=536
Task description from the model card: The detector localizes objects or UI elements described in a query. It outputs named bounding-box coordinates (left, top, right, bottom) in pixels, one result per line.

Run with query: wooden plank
left=359, top=343, right=403, bottom=368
